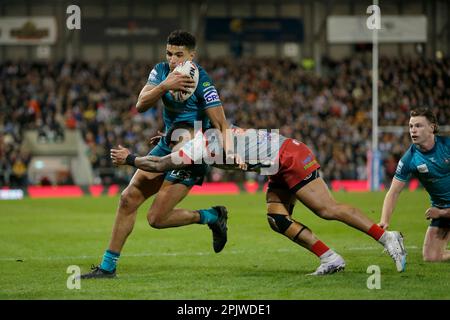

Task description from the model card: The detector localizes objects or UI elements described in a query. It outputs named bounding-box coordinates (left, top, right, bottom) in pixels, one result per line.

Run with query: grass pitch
left=0, top=190, right=448, bottom=300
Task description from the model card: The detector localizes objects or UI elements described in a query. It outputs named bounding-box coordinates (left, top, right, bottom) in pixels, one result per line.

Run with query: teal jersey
left=394, top=136, right=450, bottom=208
left=147, top=61, right=222, bottom=133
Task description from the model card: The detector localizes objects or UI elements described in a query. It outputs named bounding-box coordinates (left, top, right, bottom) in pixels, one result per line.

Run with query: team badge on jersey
left=417, top=164, right=429, bottom=173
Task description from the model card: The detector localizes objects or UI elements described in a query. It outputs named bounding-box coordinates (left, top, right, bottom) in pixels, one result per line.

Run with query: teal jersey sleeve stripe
left=203, top=102, right=223, bottom=109
left=393, top=175, right=408, bottom=182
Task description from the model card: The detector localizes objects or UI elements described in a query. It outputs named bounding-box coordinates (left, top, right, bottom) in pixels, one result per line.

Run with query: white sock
left=320, top=249, right=335, bottom=261
left=378, top=231, right=390, bottom=245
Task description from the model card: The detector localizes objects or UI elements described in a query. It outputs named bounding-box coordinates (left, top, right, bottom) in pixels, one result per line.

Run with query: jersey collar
left=413, top=136, right=437, bottom=154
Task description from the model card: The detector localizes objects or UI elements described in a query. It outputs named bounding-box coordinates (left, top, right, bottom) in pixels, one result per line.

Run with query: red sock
left=311, top=240, right=330, bottom=257
left=367, top=224, right=385, bottom=241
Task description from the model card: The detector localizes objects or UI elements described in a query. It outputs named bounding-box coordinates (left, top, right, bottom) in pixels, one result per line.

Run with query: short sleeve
left=196, top=67, right=222, bottom=109
left=147, top=63, right=163, bottom=86
left=394, top=148, right=413, bottom=182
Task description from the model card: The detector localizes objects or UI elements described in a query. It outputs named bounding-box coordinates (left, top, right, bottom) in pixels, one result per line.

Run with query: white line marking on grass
left=0, top=246, right=419, bottom=262
left=275, top=245, right=418, bottom=253
left=0, top=251, right=236, bottom=261
left=346, top=245, right=418, bottom=251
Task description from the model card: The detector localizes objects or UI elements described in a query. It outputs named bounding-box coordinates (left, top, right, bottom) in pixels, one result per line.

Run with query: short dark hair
left=167, top=30, right=196, bottom=50
left=410, top=107, right=439, bottom=133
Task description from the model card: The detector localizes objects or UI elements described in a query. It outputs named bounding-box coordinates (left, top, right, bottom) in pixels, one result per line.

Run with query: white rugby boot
left=381, top=231, right=407, bottom=272
left=308, top=252, right=346, bottom=276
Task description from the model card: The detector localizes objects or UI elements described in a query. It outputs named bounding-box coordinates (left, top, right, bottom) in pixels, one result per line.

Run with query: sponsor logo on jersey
left=202, top=81, right=210, bottom=87
left=417, top=163, right=429, bottom=173
left=149, top=69, right=158, bottom=82
left=204, top=89, right=220, bottom=104
left=396, top=160, right=404, bottom=174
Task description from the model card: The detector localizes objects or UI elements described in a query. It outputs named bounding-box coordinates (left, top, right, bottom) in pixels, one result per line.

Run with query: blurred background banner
left=0, top=17, right=57, bottom=45
left=205, top=18, right=304, bottom=42
left=80, top=19, right=180, bottom=43
left=327, top=15, right=427, bottom=43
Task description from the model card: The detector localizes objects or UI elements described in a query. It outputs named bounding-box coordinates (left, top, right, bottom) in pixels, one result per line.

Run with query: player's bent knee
left=423, top=256, right=441, bottom=262
left=147, top=215, right=163, bottom=229
left=423, top=252, right=443, bottom=262
left=147, top=212, right=159, bottom=229
left=315, top=206, right=335, bottom=220
left=267, top=213, right=293, bottom=234
left=147, top=211, right=166, bottom=229
left=119, top=189, right=140, bottom=212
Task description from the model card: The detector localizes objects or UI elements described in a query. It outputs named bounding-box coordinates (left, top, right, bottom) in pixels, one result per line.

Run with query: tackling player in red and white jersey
left=111, top=124, right=407, bottom=275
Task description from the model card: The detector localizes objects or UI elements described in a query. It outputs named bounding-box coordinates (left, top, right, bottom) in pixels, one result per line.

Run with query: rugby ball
left=170, top=60, right=199, bottom=102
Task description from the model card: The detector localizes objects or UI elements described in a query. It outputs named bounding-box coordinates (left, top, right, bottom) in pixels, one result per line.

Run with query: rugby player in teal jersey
left=80, top=30, right=233, bottom=279
left=380, top=108, right=450, bottom=262
left=111, top=124, right=407, bottom=275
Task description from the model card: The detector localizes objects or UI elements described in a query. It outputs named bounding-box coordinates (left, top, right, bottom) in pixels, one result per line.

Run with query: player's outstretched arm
left=110, top=145, right=188, bottom=172
left=379, top=178, right=406, bottom=229
left=205, top=105, right=229, bottom=139
left=213, top=162, right=268, bottom=172
left=205, top=106, right=245, bottom=168
left=135, top=154, right=188, bottom=172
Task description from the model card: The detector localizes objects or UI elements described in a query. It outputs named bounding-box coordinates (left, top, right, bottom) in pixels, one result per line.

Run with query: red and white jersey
left=177, top=125, right=287, bottom=174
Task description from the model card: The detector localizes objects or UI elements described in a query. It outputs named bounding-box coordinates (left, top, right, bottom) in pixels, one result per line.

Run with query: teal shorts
left=148, top=140, right=208, bottom=187
left=430, top=218, right=450, bottom=228
left=430, top=205, right=450, bottom=228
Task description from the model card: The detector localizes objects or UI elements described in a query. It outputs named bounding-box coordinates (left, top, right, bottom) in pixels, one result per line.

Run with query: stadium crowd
left=1, top=55, right=449, bottom=187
